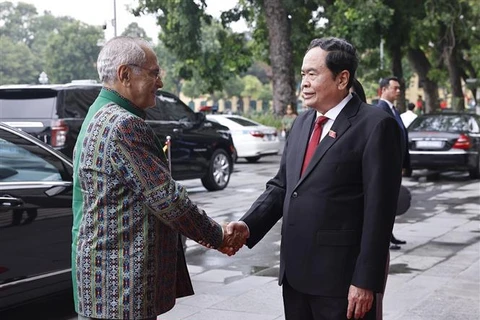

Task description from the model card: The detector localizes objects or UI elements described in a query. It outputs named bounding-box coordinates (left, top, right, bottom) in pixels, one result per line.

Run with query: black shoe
left=391, top=234, right=407, bottom=245
left=390, top=244, right=401, bottom=250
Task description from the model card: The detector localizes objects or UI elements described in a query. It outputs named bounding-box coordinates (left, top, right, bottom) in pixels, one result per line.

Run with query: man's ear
left=337, top=70, right=349, bottom=90
left=117, top=65, right=130, bottom=84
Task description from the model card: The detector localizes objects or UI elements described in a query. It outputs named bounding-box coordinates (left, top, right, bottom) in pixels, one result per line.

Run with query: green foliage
left=44, top=22, right=103, bottom=83
left=133, top=0, right=252, bottom=93
left=0, top=36, right=39, bottom=84
left=121, top=22, right=152, bottom=42
left=181, top=78, right=203, bottom=98
left=154, top=41, right=183, bottom=94
left=223, top=75, right=245, bottom=98
left=0, top=1, right=37, bottom=45
left=244, top=111, right=282, bottom=130
left=257, top=83, right=273, bottom=101
left=241, top=75, right=263, bottom=98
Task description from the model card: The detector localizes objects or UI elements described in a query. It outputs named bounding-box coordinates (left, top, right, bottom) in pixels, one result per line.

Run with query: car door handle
left=0, top=195, right=24, bottom=207
left=173, top=128, right=182, bottom=133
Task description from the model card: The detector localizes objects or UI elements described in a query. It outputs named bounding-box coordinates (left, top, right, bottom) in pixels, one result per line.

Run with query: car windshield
left=409, top=114, right=477, bottom=133
left=225, top=117, right=259, bottom=127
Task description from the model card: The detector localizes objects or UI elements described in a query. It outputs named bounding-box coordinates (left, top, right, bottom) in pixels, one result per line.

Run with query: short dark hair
left=379, top=76, right=400, bottom=89
left=407, top=103, right=415, bottom=111
left=307, top=37, right=358, bottom=89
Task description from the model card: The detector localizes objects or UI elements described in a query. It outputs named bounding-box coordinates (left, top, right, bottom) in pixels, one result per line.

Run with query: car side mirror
left=195, top=112, right=206, bottom=123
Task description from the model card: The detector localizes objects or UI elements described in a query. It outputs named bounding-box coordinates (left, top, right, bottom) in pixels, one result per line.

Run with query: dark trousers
left=282, top=277, right=381, bottom=320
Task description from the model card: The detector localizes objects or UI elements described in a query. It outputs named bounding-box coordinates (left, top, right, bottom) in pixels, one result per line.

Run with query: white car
left=207, top=114, right=280, bottom=163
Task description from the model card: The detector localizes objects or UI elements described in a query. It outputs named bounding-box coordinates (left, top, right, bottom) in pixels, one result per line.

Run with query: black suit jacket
left=241, top=94, right=403, bottom=297
left=376, top=100, right=411, bottom=169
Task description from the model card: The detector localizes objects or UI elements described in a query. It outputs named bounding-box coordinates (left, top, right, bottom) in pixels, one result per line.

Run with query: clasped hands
left=199, top=221, right=249, bottom=256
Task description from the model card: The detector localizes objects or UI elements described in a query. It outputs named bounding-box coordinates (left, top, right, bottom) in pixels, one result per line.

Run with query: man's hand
left=198, top=221, right=250, bottom=256
left=346, top=285, right=374, bottom=319
left=218, top=221, right=249, bottom=255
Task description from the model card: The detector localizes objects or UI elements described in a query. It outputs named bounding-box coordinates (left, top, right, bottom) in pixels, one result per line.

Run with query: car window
left=409, top=115, right=471, bottom=132
left=0, top=94, right=56, bottom=118
left=467, top=116, right=480, bottom=133
left=62, top=87, right=101, bottom=118
left=224, top=117, right=260, bottom=127
left=149, top=93, right=196, bottom=122
left=0, top=129, right=65, bottom=182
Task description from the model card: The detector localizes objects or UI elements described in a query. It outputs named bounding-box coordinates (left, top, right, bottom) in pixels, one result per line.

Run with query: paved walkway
left=160, top=179, right=480, bottom=320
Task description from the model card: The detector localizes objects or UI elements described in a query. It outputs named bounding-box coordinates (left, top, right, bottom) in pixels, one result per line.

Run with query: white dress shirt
left=314, top=93, right=353, bottom=142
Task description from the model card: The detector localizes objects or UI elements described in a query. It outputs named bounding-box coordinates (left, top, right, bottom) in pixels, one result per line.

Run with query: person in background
left=225, top=37, right=402, bottom=320
left=415, top=95, right=424, bottom=115
left=400, top=102, right=418, bottom=128
left=281, top=104, right=298, bottom=138
left=71, top=36, right=242, bottom=320
left=376, top=76, right=411, bottom=250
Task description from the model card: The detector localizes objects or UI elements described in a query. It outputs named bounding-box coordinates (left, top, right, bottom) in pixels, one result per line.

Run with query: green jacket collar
left=99, top=88, right=146, bottom=119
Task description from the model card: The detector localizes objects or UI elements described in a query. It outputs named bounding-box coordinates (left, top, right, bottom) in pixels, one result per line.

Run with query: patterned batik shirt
left=72, top=89, right=223, bottom=319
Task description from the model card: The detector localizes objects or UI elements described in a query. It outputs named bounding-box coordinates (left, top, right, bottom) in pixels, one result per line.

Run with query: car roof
left=0, top=82, right=102, bottom=91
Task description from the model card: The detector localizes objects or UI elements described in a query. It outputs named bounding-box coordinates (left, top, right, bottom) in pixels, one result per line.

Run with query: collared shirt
left=315, top=93, right=353, bottom=142
left=400, top=110, right=418, bottom=128
left=71, top=88, right=223, bottom=319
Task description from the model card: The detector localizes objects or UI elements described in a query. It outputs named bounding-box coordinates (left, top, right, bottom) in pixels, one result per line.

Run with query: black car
left=408, top=112, right=480, bottom=179
left=0, top=122, right=74, bottom=311
left=0, top=84, right=234, bottom=191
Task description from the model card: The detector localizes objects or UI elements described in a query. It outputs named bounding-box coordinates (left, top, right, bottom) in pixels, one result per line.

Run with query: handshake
left=199, top=221, right=250, bottom=256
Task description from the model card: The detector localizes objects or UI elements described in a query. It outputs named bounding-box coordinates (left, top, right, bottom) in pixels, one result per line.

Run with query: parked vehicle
left=0, top=122, right=73, bottom=310
left=0, top=84, right=234, bottom=190
left=206, top=114, right=280, bottom=163
left=408, top=112, right=480, bottom=179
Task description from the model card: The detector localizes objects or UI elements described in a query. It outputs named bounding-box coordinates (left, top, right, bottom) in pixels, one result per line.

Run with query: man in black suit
left=225, top=37, right=403, bottom=319
left=376, top=77, right=411, bottom=250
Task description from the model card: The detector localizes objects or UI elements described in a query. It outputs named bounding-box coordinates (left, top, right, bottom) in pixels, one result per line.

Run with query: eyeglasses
left=128, top=64, right=163, bottom=80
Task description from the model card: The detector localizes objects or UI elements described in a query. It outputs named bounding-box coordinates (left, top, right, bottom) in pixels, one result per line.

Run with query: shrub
left=244, top=111, right=282, bottom=130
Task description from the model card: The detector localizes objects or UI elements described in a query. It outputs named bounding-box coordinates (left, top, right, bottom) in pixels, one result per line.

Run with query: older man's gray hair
left=97, top=36, right=153, bottom=84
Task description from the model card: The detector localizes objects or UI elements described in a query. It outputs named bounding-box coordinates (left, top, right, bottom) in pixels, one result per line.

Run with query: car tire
left=201, top=149, right=232, bottom=191
left=245, top=156, right=261, bottom=163
left=468, top=156, right=480, bottom=179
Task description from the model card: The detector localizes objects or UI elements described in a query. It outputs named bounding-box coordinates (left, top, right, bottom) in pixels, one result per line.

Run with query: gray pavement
left=160, top=178, right=480, bottom=320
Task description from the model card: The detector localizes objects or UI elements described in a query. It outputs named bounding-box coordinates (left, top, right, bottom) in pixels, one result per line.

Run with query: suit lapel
left=295, top=96, right=361, bottom=187
left=292, top=110, right=317, bottom=181
left=379, top=100, right=394, bottom=117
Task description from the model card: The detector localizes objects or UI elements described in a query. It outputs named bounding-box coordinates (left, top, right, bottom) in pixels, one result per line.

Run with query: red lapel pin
left=328, top=130, right=336, bottom=138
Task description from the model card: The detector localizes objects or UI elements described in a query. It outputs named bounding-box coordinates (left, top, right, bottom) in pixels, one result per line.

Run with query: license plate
left=264, top=134, right=273, bottom=141
left=416, top=140, right=444, bottom=148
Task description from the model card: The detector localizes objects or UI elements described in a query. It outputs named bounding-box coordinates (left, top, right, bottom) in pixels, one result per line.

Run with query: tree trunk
left=390, top=45, right=406, bottom=112
left=262, top=0, right=296, bottom=115
left=407, top=48, right=439, bottom=113
left=442, top=40, right=464, bottom=111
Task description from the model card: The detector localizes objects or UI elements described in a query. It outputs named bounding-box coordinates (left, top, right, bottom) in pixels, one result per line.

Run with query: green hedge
left=244, top=112, right=282, bottom=130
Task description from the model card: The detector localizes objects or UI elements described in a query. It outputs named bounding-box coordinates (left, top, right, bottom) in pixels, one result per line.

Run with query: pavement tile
left=389, top=254, right=444, bottom=271
left=435, top=229, right=479, bottom=244
left=187, top=264, right=205, bottom=275
left=442, top=279, right=479, bottom=299
left=190, top=280, right=224, bottom=294
left=180, top=309, right=278, bottom=320
left=209, top=280, right=283, bottom=317
left=456, top=260, right=480, bottom=282
left=213, top=276, right=278, bottom=296
left=177, top=293, right=231, bottom=308
left=190, top=269, right=244, bottom=283
left=158, top=303, right=201, bottom=320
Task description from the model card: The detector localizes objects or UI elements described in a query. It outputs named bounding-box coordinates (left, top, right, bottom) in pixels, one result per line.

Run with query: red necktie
left=301, top=116, right=329, bottom=176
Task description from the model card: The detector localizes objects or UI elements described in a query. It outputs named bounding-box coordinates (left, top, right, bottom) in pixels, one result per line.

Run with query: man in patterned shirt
left=71, top=36, right=247, bottom=320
